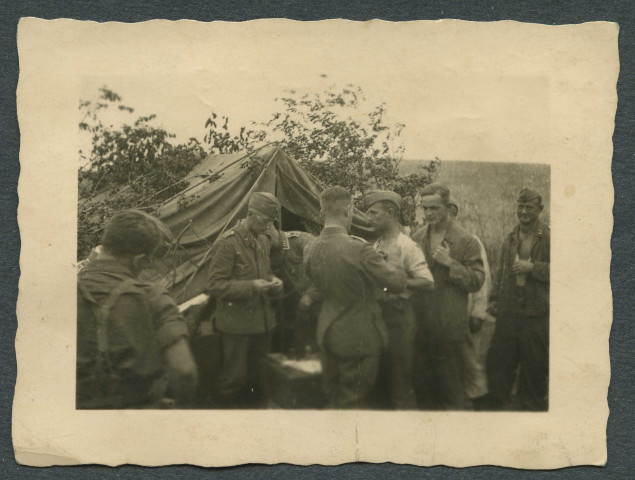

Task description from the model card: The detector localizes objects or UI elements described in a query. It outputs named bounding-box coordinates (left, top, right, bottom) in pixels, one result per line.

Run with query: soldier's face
left=421, top=194, right=449, bottom=225
left=367, top=204, right=390, bottom=231
left=517, top=200, right=543, bottom=225
left=249, top=210, right=275, bottom=235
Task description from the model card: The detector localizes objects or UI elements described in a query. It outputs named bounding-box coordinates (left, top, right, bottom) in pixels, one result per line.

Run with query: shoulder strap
left=77, top=277, right=150, bottom=407
left=79, top=278, right=137, bottom=358
left=98, top=279, right=137, bottom=355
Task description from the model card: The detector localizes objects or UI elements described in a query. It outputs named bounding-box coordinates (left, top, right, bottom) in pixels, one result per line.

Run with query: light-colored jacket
left=467, top=236, right=491, bottom=321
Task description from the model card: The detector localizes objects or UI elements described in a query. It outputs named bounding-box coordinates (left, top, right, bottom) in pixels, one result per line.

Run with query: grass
left=401, top=159, right=551, bottom=277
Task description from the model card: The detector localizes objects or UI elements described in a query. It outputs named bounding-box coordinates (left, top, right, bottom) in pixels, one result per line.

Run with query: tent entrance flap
left=280, top=208, right=310, bottom=233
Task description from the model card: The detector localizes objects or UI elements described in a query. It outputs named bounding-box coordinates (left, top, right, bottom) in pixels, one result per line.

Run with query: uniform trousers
left=217, top=331, right=272, bottom=407
left=486, top=313, right=548, bottom=411
left=272, top=294, right=319, bottom=357
left=413, top=326, right=470, bottom=410
left=379, top=302, right=418, bottom=409
left=321, top=348, right=380, bottom=409
left=271, top=293, right=299, bottom=355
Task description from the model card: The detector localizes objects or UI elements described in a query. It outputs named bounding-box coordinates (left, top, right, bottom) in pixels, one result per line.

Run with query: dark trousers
left=486, top=313, right=549, bottom=411
left=321, top=349, right=380, bottom=409
left=413, top=327, right=470, bottom=410
left=380, top=302, right=417, bottom=409
left=272, top=293, right=299, bottom=354
left=217, top=331, right=272, bottom=407
left=272, top=293, right=319, bottom=357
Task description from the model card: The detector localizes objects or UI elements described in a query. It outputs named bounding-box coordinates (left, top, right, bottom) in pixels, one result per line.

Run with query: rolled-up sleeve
left=402, top=239, right=434, bottom=282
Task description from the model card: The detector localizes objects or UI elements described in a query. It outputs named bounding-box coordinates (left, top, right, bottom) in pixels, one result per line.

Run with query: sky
left=78, top=20, right=552, bottom=164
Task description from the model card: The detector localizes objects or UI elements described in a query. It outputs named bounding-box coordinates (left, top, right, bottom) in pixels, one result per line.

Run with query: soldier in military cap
left=365, top=189, right=434, bottom=409
left=481, top=188, right=550, bottom=411
left=207, top=191, right=284, bottom=407
left=76, top=210, right=198, bottom=409
left=303, top=186, right=407, bottom=409
left=267, top=227, right=317, bottom=356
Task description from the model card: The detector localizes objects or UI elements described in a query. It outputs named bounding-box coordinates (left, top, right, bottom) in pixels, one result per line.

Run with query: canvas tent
left=155, top=144, right=372, bottom=302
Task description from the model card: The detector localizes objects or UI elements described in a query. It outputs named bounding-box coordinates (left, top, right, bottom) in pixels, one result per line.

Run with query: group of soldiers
left=76, top=183, right=550, bottom=411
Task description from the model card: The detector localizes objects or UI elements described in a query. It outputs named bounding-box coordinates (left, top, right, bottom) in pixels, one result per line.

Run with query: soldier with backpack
left=76, top=210, right=198, bottom=409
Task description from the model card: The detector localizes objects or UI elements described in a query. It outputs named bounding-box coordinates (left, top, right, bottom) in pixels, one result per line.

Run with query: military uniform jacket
left=304, top=225, right=407, bottom=358
left=493, top=221, right=550, bottom=317
left=270, top=231, right=316, bottom=297
left=411, top=219, right=485, bottom=340
left=207, top=219, right=276, bottom=334
left=77, top=258, right=189, bottom=406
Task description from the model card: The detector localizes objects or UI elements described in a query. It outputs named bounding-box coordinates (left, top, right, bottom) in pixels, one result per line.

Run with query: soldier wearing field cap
left=207, top=191, right=284, bottom=408
left=365, top=190, right=434, bottom=409
left=482, top=188, right=550, bottom=411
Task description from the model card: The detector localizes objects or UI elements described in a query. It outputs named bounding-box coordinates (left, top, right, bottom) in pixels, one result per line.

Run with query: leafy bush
left=202, top=84, right=439, bottom=223
left=77, top=88, right=206, bottom=259
left=78, top=84, right=439, bottom=259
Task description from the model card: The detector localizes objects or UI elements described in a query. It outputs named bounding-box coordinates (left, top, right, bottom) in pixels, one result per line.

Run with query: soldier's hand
left=268, top=276, right=284, bottom=295
left=469, top=316, right=485, bottom=334
left=253, top=279, right=273, bottom=294
left=432, top=244, right=453, bottom=267
left=512, top=259, right=534, bottom=275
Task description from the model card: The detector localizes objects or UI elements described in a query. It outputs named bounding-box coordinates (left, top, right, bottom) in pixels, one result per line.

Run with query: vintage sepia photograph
left=15, top=19, right=615, bottom=467
left=76, top=85, right=551, bottom=411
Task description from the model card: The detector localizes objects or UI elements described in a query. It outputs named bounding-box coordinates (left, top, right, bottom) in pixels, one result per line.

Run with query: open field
left=402, top=159, right=551, bottom=277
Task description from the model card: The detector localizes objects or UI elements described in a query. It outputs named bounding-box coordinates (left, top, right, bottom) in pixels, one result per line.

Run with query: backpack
left=76, top=278, right=157, bottom=408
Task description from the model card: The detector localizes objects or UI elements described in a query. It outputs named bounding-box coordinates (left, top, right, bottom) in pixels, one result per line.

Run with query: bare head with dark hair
left=420, top=183, right=451, bottom=206
left=101, top=210, right=164, bottom=276
left=420, top=183, right=452, bottom=228
left=320, top=186, right=354, bottom=231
